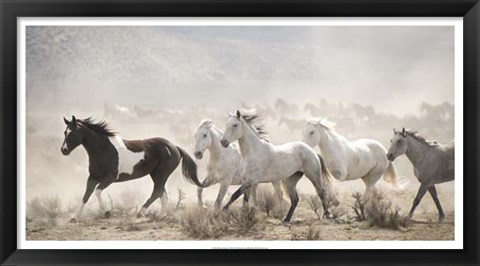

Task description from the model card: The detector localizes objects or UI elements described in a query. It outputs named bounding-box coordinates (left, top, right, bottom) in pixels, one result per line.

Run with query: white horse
left=303, top=118, right=397, bottom=197
left=193, top=119, right=283, bottom=209
left=220, top=111, right=338, bottom=222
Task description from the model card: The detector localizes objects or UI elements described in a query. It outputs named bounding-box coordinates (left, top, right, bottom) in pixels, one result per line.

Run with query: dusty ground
left=26, top=184, right=455, bottom=241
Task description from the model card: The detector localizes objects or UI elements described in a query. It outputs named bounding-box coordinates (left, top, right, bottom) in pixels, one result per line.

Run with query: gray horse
left=386, top=128, right=454, bottom=221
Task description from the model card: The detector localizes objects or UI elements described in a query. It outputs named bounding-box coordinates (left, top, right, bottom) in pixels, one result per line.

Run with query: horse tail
left=383, top=161, right=398, bottom=186
left=201, top=173, right=217, bottom=188
left=318, top=154, right=339, bottom=206
left=280, top=180, right=289, bottom=202
left=176, top=146, right=207, bottom=188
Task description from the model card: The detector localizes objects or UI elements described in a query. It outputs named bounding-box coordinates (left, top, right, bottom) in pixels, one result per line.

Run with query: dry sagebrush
left=352, top=190, right=410, bottom=230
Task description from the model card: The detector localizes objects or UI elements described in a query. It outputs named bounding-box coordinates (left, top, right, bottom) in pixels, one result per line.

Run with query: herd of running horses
left=60, top=109, right=454, bottom=225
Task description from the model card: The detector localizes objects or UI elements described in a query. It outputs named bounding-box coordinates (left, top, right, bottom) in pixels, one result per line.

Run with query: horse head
left=61, top=115, right=83, bottom=155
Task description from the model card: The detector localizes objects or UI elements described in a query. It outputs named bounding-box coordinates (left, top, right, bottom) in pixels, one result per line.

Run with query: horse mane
left=405, top=129, right=438, bottom=147
left=308, top=117, right=336, bottom=131
left=197, top=119, right=224, bottom=137
left=239, top=111, right=269, bottom=141
left=78, top=117, right=116, bottom=136
left=197, top=119, right=214, bottom=130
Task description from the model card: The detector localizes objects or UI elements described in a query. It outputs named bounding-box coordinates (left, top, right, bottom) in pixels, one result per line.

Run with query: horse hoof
left=104, top=211, right=111, bottom=218
left=69, top=218, right=77, bottom=224
left=222, top=206, right=229, bottom=211
left=438, top=216, right=445, bottom=222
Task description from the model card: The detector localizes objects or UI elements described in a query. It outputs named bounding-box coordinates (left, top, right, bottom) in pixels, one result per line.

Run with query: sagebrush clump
left=352, top=190, right=410, bottom=230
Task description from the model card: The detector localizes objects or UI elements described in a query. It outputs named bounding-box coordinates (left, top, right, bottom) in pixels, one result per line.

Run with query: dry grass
left=228, top=206, right=261, bottom=234
left=27, top=195, right=63, bottom=225
left=181, top=207, right=230, bottom=239
left=256, top=187, right=287, bottom=220
left=181, top=204, right=263, bottom=239
left=352, top=191, right=410, bottom=230
left=351, top=192, right=367, bottom=221
left=305, top=194, right=323, bottom=220
left=256, top=188, right=277, bottom=217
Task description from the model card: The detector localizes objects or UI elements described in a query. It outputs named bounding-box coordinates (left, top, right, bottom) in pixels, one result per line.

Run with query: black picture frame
left=1, top=0, right=479, bottom=265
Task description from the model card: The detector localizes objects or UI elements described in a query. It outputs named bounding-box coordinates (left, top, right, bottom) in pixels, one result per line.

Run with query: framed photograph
left=1, top=0, right=479, bottom=265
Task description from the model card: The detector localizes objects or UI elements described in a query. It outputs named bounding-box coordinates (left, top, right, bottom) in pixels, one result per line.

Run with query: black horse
left=61, top=116, right=205, bottom=223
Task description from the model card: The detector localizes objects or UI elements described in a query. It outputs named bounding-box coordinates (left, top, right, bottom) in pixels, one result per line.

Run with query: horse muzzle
left=220, top=139, right=229, bottom=148
left=61, top=147, right=70, bottom=155
left=194, top=151, right=203, bottom=160
left=386, top=153, right=394, bottom=161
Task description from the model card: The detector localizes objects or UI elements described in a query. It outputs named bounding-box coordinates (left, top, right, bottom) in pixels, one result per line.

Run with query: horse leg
left=95, top=178, right=116, bottom=218
left=283, top=172, right=303, bottom=222
left=70, top=177, right=99, bottom=223
left=138, top=166, right=172, bottom=217
left=408, top=183, right=429, bottom=219
left=428, top=185, right=445, bottom=221
left=248, top=184, right=259, bottom=207
left=197, top=186, right=204, bottom=207
left=242, top=187, right=252, bottom=209
left=213, top=183, right=229, bottom=210
left=159, top=190, right=168, bottom=216
left=138, top=184, right=165, bottom=217
left=223, top=183, right=250, bottom=211
left=361, top=166, right=383, bottom=199
left=304, top=172, right=331, bottom=218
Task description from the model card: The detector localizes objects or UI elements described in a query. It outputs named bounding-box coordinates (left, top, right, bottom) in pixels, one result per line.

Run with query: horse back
left=123, top=139, right=145, bottom=152
left=123, top=138, right=180, bottom=159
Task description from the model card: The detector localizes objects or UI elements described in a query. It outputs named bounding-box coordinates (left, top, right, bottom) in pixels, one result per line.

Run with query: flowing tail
left=318, top=154, right=339, bottom=206
left=176, top=146, right=207, bottom=188
left=200, top=173, right=217, bottom=188
left=383, top=161, right=398, bottom=186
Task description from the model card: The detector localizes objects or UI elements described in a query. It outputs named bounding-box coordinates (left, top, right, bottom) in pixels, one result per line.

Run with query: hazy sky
left=26, top=26, right=454, bottom=116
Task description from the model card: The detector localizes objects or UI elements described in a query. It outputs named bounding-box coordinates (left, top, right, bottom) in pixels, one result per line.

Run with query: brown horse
left=61, top=116, right=205, bottom=223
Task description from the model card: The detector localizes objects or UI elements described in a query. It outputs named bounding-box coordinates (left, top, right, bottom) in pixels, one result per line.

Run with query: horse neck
left=404, top=135, right=430, bottom=168
left=207, top=128, right=224, bottom=160
left=319, top=128, right=348, bottom=159
left=81, top=128, right=112, bottom=161
left=238, top=120, right=266, bottom=157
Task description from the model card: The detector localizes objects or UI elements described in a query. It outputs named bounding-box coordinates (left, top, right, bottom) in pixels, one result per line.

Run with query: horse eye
left=396, top=140, right=401, bottom=143
left=310, top=131, right=314, bottom=135
left=233, top=124, right=237, bottom=128
left=203, top=134, right=207, bottom=138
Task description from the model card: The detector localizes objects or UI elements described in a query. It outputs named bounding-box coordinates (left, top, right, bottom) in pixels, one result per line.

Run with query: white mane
left=197, top=119, right=214, bottom=130
left=307, top=117, right=336, bottom=131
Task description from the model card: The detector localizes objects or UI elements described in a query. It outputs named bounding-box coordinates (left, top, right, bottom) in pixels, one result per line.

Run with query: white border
left=18, top=17, right=463, bottom=250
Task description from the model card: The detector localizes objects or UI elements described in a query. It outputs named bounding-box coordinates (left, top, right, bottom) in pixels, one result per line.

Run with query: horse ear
left=204, top=120, right=213, bottom=128
left=72, top=115, right=76, bottom=123
left=236, top=110, right=241, bottom=118
left=393, top=128, right=396, bottom=134
left=63, top=117, right=69, bottom=125
left=401, top=127, right=406, bottom=136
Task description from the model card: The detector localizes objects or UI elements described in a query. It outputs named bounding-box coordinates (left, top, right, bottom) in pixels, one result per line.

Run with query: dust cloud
left=25, top=26, right=455, bottom=214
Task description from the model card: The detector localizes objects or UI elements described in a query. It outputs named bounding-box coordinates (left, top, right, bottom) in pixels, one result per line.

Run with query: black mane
left=79, top=117, right=116, bottom=136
